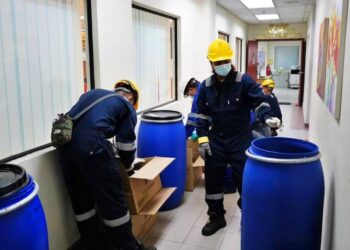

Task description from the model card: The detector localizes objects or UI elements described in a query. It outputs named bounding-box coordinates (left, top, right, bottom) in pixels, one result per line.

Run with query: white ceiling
left=217, top=0, right=316, bottom=24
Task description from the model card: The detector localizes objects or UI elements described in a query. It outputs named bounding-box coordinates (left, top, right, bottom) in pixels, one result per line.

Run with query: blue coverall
left=185, top=84, right=235, bottom=192
left=185, top=84, right=201, bottom=138
left=197, top=70, right=272, bottom=215
left=58, top=89, right=139, bottom=250
left=252, top=92, right=282, bottom=138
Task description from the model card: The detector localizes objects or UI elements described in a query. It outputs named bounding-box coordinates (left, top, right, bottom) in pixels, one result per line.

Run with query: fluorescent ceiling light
left=256, top=14, right=280, bottom=20
left=240, top=0, right=275, bottom=9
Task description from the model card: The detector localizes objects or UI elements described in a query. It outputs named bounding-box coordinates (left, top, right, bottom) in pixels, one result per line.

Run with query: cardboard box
left=185, top=148, right=203, bottom=191
left=187, top=139, right=199, bottom=162
left=132, top=213, right=158, bottom=242
left=121, top=157, right=176, bottom=214
left=193, top=155, right=205, bottom=168
left=186, top=164, right=203, bottom=191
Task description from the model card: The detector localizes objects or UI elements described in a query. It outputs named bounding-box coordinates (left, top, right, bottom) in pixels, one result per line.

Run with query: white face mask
left=214, top=63, right=231, bottom=76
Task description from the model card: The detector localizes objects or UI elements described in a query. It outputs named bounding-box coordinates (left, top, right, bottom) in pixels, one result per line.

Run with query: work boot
left=201, top=213, right=226, bottom=236
left=136, top=243, right=157, bottom=250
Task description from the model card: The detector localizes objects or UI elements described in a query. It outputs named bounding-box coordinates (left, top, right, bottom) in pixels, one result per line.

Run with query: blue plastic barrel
left=137, top=110, right=186, bottom=210
left=0, top=164, right=49, bottom=250
left=242, top=137, right=324, bottom=250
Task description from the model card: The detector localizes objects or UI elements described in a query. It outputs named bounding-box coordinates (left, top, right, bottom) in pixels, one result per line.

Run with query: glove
left=265, top=117, right=281, bottom=128
left=199, top=142, right=212, bottom=160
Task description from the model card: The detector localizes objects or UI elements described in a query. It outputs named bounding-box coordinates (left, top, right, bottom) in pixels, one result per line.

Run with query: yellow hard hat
left=207, top=38, right=234, bottom=62
left=261, top=79, right=275, bottom=89
left=114, top=80, right=140, bottom=110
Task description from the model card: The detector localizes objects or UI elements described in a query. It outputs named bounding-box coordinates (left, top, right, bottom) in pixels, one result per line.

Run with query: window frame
left=236, top=37, right=243, bottom=72
left=218, top=31, right=230, bottom=43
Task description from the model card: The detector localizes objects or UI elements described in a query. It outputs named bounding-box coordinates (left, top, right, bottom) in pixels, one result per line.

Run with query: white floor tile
left=232, top=207, right=241, bottom=218
left=180, top=244, right=214, bottom=250
left=179, top=195, right=207, bottom=212
left=274, top=87, right=299, bottom=104
left=148, top=222, right=192, bottom=243
left=184, top=227, right=226, bottom=250
left=158, top=208, right=202, bottom=226
left=219, top=232, right=241, bottom=250
left=223, top=194, right=240, bottom=217
left=147, top=239, right=183, bottom=250
left=226, top=217, right=241, bottom=234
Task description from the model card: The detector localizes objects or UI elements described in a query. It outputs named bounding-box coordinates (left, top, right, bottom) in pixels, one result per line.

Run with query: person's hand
left=265, top=117, right=281, bottom=128
left=199, top=142, right=212, bottom=160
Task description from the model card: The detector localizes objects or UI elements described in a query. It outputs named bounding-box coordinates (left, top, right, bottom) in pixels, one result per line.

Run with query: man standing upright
left=196, top=39, right=280, bottom=236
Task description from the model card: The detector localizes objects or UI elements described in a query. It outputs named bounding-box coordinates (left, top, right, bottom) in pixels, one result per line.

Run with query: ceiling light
left=240, top=0, right=275, bottom=9
left=256, top=14, right=280, bottom=20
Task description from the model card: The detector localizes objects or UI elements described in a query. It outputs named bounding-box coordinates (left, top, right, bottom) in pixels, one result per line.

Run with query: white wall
left=303, top=6, right=316, bottom=124
left=307, top=0, right=350, bottom=249
left=216, top=4, right=248, bottom=72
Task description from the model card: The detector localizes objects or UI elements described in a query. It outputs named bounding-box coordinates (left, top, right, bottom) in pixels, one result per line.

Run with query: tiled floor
left=144, top=104, right=308, bottom=250
left=273, top=87, right=299, bottom=104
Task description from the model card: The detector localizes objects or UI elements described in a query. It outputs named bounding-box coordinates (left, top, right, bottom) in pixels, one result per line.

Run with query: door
left=298, top=40, right=306, bottom=106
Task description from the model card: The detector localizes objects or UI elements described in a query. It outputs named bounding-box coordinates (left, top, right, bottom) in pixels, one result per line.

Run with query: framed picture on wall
left=316, top=18, right=329, bottom=101
left=324, top=0, right=348, bottom=120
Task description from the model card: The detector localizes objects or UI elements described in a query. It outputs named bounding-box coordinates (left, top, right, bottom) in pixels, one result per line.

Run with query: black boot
left=136, top=243, right=157, bottom=250
left=201, top=213, right=226, bottom=236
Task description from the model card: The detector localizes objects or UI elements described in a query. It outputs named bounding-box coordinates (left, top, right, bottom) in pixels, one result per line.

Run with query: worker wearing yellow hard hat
left=57, top=79, right=156, bottom=250
left=256, top=78, right=283, bottom=137
left=196, top=38, right=281, bottom=236
left=261, top=78, right=275, bottom=91
left=114, top=79, right=140, bottom=110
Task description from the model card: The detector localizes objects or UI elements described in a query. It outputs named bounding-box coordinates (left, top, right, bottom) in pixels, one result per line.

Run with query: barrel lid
left=0, top=164, right=27, bottom=197
left=141, top=110, right=183, bottom=122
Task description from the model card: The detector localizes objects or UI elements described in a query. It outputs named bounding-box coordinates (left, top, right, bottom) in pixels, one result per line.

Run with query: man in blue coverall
left=184, top=77, right=201, bottom=139
left=252, top=79, right=283, bottom=138
left=58, top=80, right=156, bottom=250
left=196, top=39, right=281, bottom=236
left=184, top=77, right=236, bottom=193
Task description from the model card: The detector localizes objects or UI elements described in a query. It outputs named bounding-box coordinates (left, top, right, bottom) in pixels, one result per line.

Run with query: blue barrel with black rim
left=242, top=137, right=324, bottom=250
left=0, top=164, right=49, bottom=250
left=137, top=110, right=186, bottom=210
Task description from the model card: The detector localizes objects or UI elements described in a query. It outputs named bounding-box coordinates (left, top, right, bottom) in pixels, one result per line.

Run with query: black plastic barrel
left=242, top=137, right=324, bottom=250
left=0, top=164, right=49, bottom=249
left=137, top=110, right=186, bottom=210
